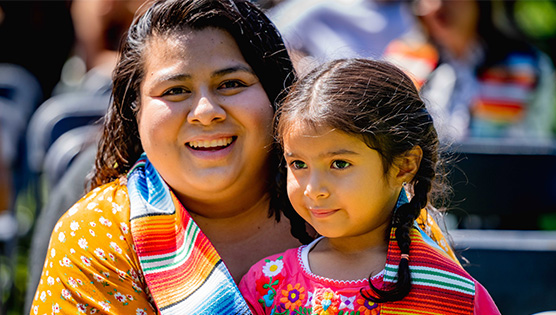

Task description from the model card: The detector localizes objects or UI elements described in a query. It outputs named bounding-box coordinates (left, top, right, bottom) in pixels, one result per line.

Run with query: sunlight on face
left=283, top=123, right=402, bottom=241
left=137, top=28, right=274, bottom=213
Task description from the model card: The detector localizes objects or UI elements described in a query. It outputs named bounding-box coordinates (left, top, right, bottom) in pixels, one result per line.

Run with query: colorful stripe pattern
left=382, top=228, right=475, bottom=314
left=471, top=52, right=539, bottom=134
left=127, top=153, right=251, bottom=314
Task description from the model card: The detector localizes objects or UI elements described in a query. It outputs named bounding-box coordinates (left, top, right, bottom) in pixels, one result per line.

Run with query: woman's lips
left=309, top=208, right=339, bottom=218
left=185, top=136, right=236, bottom=159
left=187, top=136, right=235, bottom=150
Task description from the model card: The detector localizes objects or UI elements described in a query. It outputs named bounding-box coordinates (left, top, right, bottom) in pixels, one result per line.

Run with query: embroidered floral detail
left=261, top=290, right=275, bottom=308
left=273, top=301, right=289, bottom=314
left=356, top=297, right=378, bottom=315
left=256, top=256, right=286, bottom=311
left=262, top=258, right=284, bottom=277
left=339, top=295, right=356, bottom=311
left=305, top=291, right=314, bottom=307
left=312, top=288, right=340, bottom=315
left=280, top=283, right=306, bottom=310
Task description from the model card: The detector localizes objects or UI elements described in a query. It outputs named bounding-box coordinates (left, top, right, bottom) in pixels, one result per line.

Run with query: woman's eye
left=219, top=80, right=246, bottom=90
left=290, top=160, right=307, bottom=170
left=331, top=160, right=351, bottom=169
left=162, top=87, right=189, bottom=96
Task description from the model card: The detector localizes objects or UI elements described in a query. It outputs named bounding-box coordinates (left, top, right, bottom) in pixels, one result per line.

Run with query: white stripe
left=384, top=264, right=475, bottom=294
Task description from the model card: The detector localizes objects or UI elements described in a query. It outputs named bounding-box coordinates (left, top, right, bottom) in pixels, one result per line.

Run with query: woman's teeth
left=188, top=137, right=233, bottom=149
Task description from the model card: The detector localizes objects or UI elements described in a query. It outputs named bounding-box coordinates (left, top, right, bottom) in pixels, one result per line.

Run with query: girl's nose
left=187, top=93, right=226, bottom=125
left=303, top=174, right=330, bottom=200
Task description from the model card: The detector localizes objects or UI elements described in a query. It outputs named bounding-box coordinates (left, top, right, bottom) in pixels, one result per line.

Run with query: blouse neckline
left=298, top=236, right=385, bottom=285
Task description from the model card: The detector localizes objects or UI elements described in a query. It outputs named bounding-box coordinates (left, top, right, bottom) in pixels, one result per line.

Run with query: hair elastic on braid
left=401, top=254, right=410, bottom=261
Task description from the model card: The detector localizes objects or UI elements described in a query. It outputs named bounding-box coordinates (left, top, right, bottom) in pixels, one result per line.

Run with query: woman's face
left=137, top=28, right=274, bottom=209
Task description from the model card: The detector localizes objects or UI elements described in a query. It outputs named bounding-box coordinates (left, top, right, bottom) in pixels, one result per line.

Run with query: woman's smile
left=185, top=136, right=237, bottom=160
left=138, top=28, right=274, bottom=205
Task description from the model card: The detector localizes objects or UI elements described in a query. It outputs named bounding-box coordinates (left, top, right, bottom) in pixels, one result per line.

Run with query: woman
left=31, top=0, right=299, bottom=314
left=30, top=0, right=455, bottom=314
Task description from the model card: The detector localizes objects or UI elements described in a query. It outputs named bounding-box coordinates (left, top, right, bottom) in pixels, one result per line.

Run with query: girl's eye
left=289, top=160, right=307, bottom=170
left=331, top=160, right=351, bottom=169
left=219, top=80, right=247, bottom=90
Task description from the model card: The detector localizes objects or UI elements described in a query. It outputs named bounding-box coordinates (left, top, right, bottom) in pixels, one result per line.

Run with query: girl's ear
left=394, top=146, right=423, bottom=185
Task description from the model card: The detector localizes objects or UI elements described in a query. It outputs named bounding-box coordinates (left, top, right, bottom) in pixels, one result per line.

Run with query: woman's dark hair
left=276, top=58, right=448, bottom=302
left=90, top=0, right=295, bottom=218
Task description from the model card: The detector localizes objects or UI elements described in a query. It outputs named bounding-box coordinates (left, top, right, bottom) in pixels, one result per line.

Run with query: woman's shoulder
left=58, top=178, right=130, bottom=224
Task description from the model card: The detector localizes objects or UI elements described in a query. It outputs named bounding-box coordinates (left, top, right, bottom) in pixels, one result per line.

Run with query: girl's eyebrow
left=321, top=149, right=359, bottom=157
left=285, top=149, right=360, bottom=158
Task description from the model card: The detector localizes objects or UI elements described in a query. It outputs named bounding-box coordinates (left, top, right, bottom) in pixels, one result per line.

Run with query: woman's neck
left=188, top=194, right=301, bottom=283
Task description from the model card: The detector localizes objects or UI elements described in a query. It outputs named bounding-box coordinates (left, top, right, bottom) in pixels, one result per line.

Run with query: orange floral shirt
left=30, top=179, right=157, bottom=315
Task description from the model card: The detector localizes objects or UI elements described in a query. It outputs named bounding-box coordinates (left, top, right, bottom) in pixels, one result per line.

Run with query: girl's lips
left=309, top=208, right=339, bottom=218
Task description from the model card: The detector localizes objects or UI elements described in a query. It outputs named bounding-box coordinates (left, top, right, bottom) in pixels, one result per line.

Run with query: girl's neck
left=308, top=230, right=389, bottom=281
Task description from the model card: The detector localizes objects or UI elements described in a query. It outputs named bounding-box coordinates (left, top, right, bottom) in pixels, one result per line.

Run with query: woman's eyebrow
left=212, top=65, right=255, bottom=78
left=154, top=73, right=191, bottom=84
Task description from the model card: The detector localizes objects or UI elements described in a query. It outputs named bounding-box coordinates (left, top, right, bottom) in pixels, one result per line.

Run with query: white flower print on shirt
left=94, top=248, right=106, bottom=260
left=61, top=289, right=72, bottom=300
left=70, top=221, right=80, bottom=231
left=78, top=238, right=88, bottom=249
left=58, top=232, right=66, bottom=242
left=100, top=217, right=112, bottom=227
left=110, top=242, right=123, bottom=254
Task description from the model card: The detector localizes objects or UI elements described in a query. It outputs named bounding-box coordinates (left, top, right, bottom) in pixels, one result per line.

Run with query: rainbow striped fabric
left=382, top=228, right=475, bottom=314
left=127, top=153, right=251, bottom=314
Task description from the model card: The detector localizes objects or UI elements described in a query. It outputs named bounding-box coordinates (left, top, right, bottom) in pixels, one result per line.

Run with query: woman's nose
left=187, top=93, right=226, bottom=125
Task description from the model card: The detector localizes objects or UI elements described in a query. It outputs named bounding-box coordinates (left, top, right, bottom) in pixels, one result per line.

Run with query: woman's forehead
left=142, top=27, right=249, bottom=74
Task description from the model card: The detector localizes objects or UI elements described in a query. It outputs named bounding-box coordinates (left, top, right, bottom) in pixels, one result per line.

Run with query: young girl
left=239, top=59, right=500, bottom=315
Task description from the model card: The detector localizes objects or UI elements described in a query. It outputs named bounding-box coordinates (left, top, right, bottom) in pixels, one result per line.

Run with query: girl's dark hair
left=276, top=58, right=448, bottom=302
left=90, top=0, right=295, bottom=218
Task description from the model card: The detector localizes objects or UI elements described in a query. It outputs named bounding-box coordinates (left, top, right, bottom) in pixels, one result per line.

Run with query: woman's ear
left=395, top=146, right=423, bottom=184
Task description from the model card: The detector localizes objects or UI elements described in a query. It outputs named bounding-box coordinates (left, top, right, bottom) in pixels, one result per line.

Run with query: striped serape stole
left=382, top=228, right=475, bottom=314
left=128, top=153, right=251, bottom=314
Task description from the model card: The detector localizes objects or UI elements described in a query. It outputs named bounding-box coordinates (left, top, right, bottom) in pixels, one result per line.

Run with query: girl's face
left=137, top=28, right=274, bottom=210
left=283, top=123, right=403, bottom=241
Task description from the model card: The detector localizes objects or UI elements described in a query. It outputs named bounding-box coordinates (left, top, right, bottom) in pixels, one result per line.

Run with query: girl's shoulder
left=246, top=246, right=301, bottom=276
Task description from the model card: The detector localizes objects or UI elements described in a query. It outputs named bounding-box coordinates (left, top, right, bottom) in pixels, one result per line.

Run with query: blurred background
left=0, top=0, right=555, bottom=314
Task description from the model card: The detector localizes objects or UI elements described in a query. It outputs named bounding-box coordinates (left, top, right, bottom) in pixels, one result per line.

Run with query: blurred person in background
left=268, top=0, right=416, bottom=73
left=53, top=0, right=145, bottom=95
left=384, top=0, right=555, bottom=142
